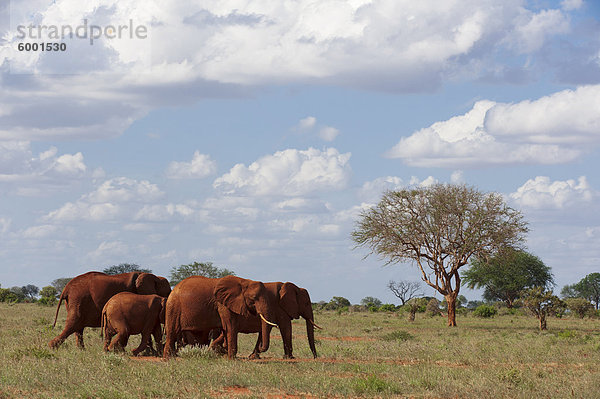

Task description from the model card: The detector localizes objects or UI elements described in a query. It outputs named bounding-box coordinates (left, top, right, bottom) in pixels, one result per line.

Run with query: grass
left=1, top=304, right=600, bottom=398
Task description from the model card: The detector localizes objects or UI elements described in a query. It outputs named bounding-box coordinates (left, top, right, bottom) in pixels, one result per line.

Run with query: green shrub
left=382, top=330, right=415, bottom=342
left=353, top=375, right=397, bottom=395
left=557, top=329, right=577, bottom=339
left=426, top=298, right=441, bottom=317
left=378, top=304, right=396, bottom=312
left=457, top=307, right=470, bottom=316
left=368, top=305, right=379, bottom=312
left=336, top=306, right=349, bottom=315
left=0, top=289, right=21, bottom=303
left=37, top=296, right=57, bottom=306
left=565, top=298, right=593, bottom=318
left=473, top=304, right=497, bottom=318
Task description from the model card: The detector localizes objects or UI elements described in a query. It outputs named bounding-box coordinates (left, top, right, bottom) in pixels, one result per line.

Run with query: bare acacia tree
left=387, top=280, right=421, bottom=305
left=352, top=184, right=528, bottom=326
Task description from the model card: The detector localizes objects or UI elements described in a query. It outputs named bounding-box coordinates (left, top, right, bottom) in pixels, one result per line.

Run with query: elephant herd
left=48, top=271, right=321, bottom=360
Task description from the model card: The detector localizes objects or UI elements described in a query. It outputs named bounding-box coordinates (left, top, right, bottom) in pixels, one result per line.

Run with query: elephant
left=49, top=271, right=171, bottom=349
left=211, top=282, right=321, bottom=359
left=101, top=292, right=167, bottom=356
left=163, top=275, right=280, bottom=359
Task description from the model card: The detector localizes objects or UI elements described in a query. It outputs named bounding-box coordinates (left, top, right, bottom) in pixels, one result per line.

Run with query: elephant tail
left=52, top=290, right=67, bottom=329
left=100, top=310, right=105, bottom=339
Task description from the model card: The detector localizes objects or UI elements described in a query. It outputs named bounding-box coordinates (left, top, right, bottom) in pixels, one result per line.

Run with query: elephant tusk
left=309, top=319, right=323, bottom=330
left=259, top=313, right=278, bottom=328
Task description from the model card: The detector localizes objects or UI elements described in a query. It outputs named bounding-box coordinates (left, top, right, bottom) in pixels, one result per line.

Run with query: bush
left=361, top=296, right=382, bottom=308
left=473, top=304, right=497, bottom=318
left=565, top=298, right=594, bottom=319
left=0, top=288, right=21, bottom=303
left=336, top=306, right=349, bottom=315
left=325, top=296, right=351, bottom=310
left=379, top=304, right=396, bottom=312
left=37, top=296, right=57, bottom=306
left=349, top=305, right=366, bottom=312
left=426, top=298, right=441, bottom=317
left=498, top=307, right=525, bottom=316
left=382, top=330, right=414, bottom=342
left=368, top=305, right=379, bottom=312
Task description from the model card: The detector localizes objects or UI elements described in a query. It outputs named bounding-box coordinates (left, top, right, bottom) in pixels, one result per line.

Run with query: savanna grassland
left=1, top=303, right=600, bottom=398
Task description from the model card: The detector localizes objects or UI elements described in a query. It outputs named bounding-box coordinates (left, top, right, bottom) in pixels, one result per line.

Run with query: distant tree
left=387, top=280, right=421, bottom=305
left=352, top=184, right=528, bottom=326
left=324, top=296, right=351, bottom=310
left=38, top=286, right=59, bottom=305
left=103, top=263, right=152, bottom=275
left=0, top=288, right=20, bottom=303
left=169, top=261, right=235, bottom=286
left=426, top=298, right=441, bottom=317
left=573, top=273, right=600, bottom=310
left=463, top=249, right=554, bottom=308
left=520, top=287, right=565, bottom=330
left=565, top=297, right=593, bottom=319
left=466, top=300, right=485, bottom=310
left=360, top=296, right=382, bottom=307
left=560, top=284, right=579, bottom=299
left=51, top=277, right=72, bottom=293
left=9, top=287, right=26, bottom=302
left=40, top=286, right=59, bottom=299
left=21, top=284, right=40, bottom=300
left=406, top=297, right=428, bottom=322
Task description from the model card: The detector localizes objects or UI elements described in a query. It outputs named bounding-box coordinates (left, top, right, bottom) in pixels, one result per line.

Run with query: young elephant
left=101, top=292, right=167, bottom=356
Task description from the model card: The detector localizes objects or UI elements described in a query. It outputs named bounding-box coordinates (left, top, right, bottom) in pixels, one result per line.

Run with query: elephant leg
left=108, top=332, right=125, bottom=352
left=209, top=331, right=224, bottom=349
left=249, top=333, right=262, bottom=359
left=49, top=312, right=82, bottom=349
left=132, top=332, right=150, bottom=356
left=225, top=329, right=238, bottom=360
left=75, top=328, right=85, bottom=349
left=280, top=325, right=294, bottom=359
left=103, top=329, right=113, bottom=352
left=164, top=334, right=177, bottom=358
left=152, top=322, right=163, bottom=357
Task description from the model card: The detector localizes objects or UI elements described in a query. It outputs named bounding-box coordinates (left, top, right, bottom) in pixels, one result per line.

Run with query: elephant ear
left=280, top=282, right=300, bottom=319
left=214, top=276, right=250, bottom=317
left=136, top=273, right=158, bottom=295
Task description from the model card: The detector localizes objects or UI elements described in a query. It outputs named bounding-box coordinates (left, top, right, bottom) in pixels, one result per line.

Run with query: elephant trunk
left=306, top=318, right=317, bottom=359
left=303, top=307, right=318, bottom=359
left=258, top=318, right=273, bottom=353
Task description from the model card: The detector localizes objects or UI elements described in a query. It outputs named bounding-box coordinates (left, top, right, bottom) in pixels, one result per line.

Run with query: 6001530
left=17, top=42, right=67, bottom=52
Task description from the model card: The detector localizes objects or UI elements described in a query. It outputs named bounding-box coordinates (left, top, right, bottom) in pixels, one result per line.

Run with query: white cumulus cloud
left=166, top=151, right=217, bottom=179
left=510, top=176, right=593, bottom=209
left=387, top=85, right=600, bottom=168
left=213, top=147, right=351, bottom=196
left=44, top=177, right=165, bottom=222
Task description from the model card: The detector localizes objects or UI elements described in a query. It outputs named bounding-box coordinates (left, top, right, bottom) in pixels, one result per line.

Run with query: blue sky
left=1, top=0, right=599, bottom=304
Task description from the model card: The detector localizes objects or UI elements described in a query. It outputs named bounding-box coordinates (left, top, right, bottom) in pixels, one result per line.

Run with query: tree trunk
left=408, top=311, right=415, bottom=322
left=445, top=294, right=457, bottom=327
left=539, top=314, right=547, bottom=330
left=506, top=298, right=514, bottom=309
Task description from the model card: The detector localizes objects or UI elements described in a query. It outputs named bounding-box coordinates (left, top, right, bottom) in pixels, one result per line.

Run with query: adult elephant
left=212, top=282, right=321, bottom=359
left=163, top=275, right=279, bottom=359
left=49, top=271, right=171, bottom=349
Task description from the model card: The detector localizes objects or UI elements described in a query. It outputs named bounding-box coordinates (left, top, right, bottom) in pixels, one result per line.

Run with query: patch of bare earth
left=317, top=336, right=376, bottom=342
left=211, top=385, right=252, bottom=397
